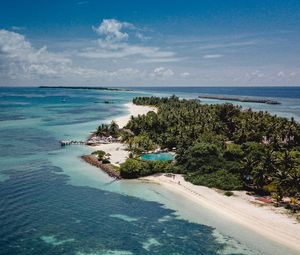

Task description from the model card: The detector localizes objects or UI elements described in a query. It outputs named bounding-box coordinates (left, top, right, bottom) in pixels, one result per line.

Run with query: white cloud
left=135, top=32, right=150, bottom=41
left=203, top=54, right=223, bottom=59
left=276, top=71, right=298, bottom=79
left=277, top=71, right=285, bottom=77
left=151, top=67, right=174, bottom=78
left=197, top=40, right=258, bottom=51
left=78, top=40, right=175, bottom=59
left=244, top=70, right=265, bottom=81
left=1, top=22, right=299, bottom=86
left=136, top=57, right=182, bottom=63
left=180, top=72, right=190, bottom=77
left=0, top=28, right=177, bottom=85
left=0, top=29, right=147, bottom=83
left=0, top=29, right=71, bottom=78
left=92, top=19, right=135, bottom=42
left=78, top=19, right=178, bottom=63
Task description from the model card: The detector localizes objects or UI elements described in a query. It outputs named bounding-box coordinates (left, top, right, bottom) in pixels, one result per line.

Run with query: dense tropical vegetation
left=91, top=150, right=111, bottom=164
left=120, top=96, right=300, bottom=201
left=96, top=121, right=120, bottom=137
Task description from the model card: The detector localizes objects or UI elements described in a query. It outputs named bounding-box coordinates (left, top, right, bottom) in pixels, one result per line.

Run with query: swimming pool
left=141, top=152, right=175, bottom=161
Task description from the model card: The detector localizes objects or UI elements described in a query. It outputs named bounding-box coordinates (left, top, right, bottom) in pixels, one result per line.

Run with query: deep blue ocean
left=0, top=86, right=299, bottom=255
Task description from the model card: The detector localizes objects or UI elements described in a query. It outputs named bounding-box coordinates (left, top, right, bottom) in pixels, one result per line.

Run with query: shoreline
left=81, top=155, right=121, bottom=179
left=86, top=102, right=157, bottom=166
left=141, top=173, right=300, bottom=252
left=84, top=101, right=300, bottom=253
left=113, top=102, right=157, bottom=129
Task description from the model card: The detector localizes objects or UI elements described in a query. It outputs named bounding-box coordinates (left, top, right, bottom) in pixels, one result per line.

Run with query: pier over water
left=60, top=140, right=86, bottom=146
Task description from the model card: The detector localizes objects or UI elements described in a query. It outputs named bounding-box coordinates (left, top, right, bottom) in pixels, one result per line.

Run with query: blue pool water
left=0, top=86, right=299, bottom=255
left=141, top=152, right=175, bottom=161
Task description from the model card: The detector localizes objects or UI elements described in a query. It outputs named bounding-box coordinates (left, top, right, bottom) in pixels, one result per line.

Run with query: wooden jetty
left=60, top=140, right=86, bottom=146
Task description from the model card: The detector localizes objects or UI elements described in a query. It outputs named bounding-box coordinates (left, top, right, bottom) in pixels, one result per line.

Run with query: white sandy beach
left=142, top=173, right=300, bottom=252
left=89, top=102, right=157, bottom=165
left=89, top=102, right=300, bottom=252
left=114, top=102, right=157, bottom=128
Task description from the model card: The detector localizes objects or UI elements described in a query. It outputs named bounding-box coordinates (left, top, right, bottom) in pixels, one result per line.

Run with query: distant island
left=39, top=86, right=131, bottom=91
left=199, top=95, right=280, bottom=105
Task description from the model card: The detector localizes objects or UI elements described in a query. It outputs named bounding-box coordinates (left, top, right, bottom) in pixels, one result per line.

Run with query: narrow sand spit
left=142, top=174, right=300, bottom=252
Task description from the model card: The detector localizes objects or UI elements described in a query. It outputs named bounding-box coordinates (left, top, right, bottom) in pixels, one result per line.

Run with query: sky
left=0, top=0, right=300, bottom=86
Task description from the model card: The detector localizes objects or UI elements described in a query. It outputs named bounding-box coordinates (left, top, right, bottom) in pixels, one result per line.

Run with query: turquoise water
left=141, top=152, right=175, bottom=161
left=0, top=87, right=299, bottom=255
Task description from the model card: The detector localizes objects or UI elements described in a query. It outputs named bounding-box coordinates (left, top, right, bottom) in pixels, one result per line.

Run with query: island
left=82, top=96, right=300, bottom=252
left=39, top=86, right=130, bottom=91
left=198, top=94, right=281, bottom=104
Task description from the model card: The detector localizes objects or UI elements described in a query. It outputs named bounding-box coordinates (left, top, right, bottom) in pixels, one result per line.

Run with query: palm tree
left=96, top=124, right=110, bottom=136
left=110, top=121, right=119, bottom=136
